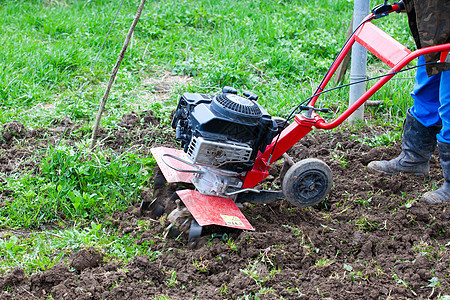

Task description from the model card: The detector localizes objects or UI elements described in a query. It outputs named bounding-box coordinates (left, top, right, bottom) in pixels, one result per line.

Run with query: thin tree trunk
left=90, top=0, right=147, bottom=149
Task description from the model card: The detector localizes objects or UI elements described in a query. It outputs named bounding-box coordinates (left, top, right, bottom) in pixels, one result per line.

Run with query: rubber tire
left=282, top=158, right=333, bottom=208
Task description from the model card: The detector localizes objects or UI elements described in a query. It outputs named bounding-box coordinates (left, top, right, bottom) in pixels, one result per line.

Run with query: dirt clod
left=118, top=112, right=140, bottom=129
left=69, top=248, right=104, bottom=272
left=2, top=121, right=26, bottom=141
left=0, top=268, right=26, bottom=288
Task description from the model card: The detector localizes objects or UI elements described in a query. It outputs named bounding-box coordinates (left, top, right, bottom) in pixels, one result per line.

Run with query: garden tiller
left=149, top=2, right=450, bottom=240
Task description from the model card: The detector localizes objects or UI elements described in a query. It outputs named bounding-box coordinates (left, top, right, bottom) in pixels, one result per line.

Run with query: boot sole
left=367, top=165, right=428, bottom=177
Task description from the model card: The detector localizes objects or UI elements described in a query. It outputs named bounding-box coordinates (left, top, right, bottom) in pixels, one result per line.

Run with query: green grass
left=0, top=0, right=414, bottom=128
left=0, top=222, right=160, bottom=275
left=0, top=145, right=154, bottom=228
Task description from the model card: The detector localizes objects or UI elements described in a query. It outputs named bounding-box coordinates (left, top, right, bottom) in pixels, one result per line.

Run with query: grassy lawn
left=0, top=0, right=414, bottom=127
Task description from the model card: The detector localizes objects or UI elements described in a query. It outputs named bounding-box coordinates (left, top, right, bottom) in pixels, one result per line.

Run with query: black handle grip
left=371, top=2, right=393, bottom=18
left=299, top=105, right=330, bottom=113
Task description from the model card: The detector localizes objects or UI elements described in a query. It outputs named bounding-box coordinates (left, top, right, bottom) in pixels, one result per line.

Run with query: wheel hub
left=282, top=158, right=333, bottom=208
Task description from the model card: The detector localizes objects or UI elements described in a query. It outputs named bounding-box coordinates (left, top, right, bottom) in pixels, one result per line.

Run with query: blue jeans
left=410, top=56, right=450, bottom=143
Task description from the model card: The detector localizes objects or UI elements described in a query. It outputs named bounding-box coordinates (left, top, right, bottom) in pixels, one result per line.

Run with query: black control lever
left=243, top=90, right=258, bottom=101
left=299, top=105, right=330, bottom=119
left=222, top=86, right=238, bottom=94
left=371, top=1, right=393, bottom=18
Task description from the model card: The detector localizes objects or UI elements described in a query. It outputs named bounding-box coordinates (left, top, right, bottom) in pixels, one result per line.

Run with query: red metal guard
left=355, top=22, right=411, bottom=68
left=177, top=190, right=254, bottom=230
left=151, top=147, right=195, bottom=183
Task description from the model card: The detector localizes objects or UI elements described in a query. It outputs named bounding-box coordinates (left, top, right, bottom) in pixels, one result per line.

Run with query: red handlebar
left=391, top=3, right=400, bottom=12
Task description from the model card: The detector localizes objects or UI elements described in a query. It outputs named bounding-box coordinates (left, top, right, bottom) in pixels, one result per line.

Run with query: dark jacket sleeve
left=404, top=0, right=450, bottom=76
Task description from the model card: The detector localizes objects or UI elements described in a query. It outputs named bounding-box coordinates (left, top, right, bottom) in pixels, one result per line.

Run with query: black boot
left=422, top=141, right=450, bottom=203
left=367, top=111, right=441, bottom=176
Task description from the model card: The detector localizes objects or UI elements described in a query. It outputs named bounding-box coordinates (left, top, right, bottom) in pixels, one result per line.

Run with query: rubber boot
left=422, top=142, right=450, bottom=203
left=367, top=111, right=441, bottom=176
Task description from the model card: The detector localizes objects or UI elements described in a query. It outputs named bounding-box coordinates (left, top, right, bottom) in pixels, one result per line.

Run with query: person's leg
left=368, top=56, right=441, bottom=175
left=423, top=68, right=450, bottom=203
left=410, top=56, right=441, bottom=127
left=436, top=68, right=450, bottom=143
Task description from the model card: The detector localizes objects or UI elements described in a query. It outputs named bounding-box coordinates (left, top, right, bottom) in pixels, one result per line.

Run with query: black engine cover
left=171, top=88, right=277, bottom=172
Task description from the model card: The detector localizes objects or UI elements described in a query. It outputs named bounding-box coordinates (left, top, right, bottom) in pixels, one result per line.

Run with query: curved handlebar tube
left=242, top=11, right=450, bottom=188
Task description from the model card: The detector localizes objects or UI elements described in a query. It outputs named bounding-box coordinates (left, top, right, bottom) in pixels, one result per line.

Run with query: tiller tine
left=236, top=190, right=284, bottom=204
left=188, top=219, right=203, bottom=242
left=177, top=190, right=254, bottom=231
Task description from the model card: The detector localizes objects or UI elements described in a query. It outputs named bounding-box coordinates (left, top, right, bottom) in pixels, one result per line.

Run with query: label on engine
left=221, top=214, right=244, bottom=227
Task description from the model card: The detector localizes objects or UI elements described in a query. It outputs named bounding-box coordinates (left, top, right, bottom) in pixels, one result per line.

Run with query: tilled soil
left=1, top=114, right=449, bottom=300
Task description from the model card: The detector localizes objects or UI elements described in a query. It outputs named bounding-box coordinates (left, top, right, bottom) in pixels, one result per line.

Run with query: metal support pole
left=348, top=0, right=370, bottom=122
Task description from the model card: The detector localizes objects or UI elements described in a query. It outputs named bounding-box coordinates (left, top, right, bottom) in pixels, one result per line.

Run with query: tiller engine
left=171, top=87, right=277, bottom=196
